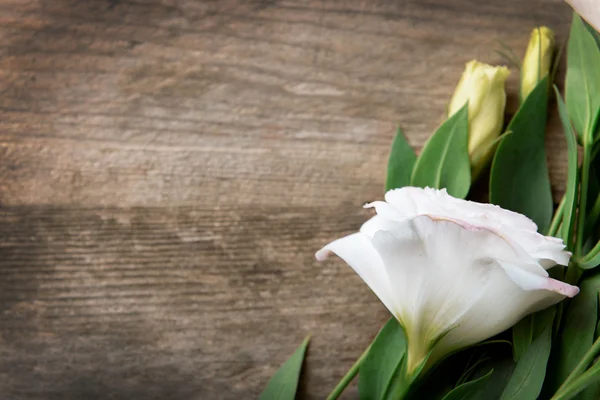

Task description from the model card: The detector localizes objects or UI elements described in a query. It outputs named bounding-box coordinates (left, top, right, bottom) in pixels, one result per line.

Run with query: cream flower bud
left=448, top=61, right=510, bottom=179
left=521, top=27, right=555, bottom=101
left=316, top=187, right=578, bottom=373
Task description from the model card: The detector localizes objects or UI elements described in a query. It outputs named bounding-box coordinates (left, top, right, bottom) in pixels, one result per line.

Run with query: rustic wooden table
left=0, top=0, right=573, bottom=399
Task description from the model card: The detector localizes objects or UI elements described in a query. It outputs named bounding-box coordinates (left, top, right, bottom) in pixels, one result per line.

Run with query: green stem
left=565, top=260, right=583, bottom=285
left=326, top=344, right=371, bottom=400
left=580, top=240, right=600, bottom=266
left=576, top=144, right=592, bottom=257
left=548, top=194, right=566, bottom=237
left=553, top=333, right=600, bottom=398
left=588, top=195, right=600, bottom=228
left=551, top=361, right=600, bottom=400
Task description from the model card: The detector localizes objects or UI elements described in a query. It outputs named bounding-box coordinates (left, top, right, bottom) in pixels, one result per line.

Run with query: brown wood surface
left=0, top=1, right=573, bottom=399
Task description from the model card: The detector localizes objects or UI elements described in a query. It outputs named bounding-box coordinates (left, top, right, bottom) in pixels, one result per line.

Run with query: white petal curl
left=315, top=233, right=396, bottom=315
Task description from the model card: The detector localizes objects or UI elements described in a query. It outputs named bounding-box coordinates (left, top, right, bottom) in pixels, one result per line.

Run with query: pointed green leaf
left=555, top=274, right=600, bottom=387
left=512, top=317, right=534, bottom=363
left=478, top=357, right=517, bottom=400
left=584, top=19, right=600, bottom=49
left=386, top=127, right=417, bottom=191
left=555, top=86, right=580, bottom=250
left=512, top=308, right=555, bottom=363
left=260, top=336, right=310, bottom=400
left=500, top=325, right=552, bottom=400
left=489, top=77, right=552, bottom=234
left=359, top=318, right=407, bottom=400
left=382, top=356, right=410, bottom=400
left=566, top=13, right=600, bottom=142
left=411, top=104, right=471, bottom=198
left=442, top=369, right=494, bottom=400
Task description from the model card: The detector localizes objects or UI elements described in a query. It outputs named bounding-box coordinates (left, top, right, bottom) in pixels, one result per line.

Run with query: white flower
left=316, top=187, right=578, bottom=373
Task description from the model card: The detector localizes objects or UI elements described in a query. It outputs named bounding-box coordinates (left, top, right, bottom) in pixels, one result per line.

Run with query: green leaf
left=555, top=86, right=580, bottom=249
left=411, top=104, right=471, bottom=198
left=386, top=127, right=418, bottom=191
left=260, top=336, right=310, bottom=400
left=409, top=348, right=482, bottom=399
left=512, top=308, right=555, bottom=362
left=585, top=156, right=600, bottom=242
left=500, top=326, right=552, bottom=400
left=512, top=317, right=534, bottom=363
left=555, top=274, right=600, bottom=387
left=383, top=357, right=410, bottom=400
left=566, top=13, right=600, bottom=143
left=359, top=318, right=407, bottom=400
left=489, top=77, right=553, bottom=234
left=478, top=356, right=517, bottom=400
left=585, top=19, right=600, bottom=49
left=581, top=377, right=600, bottom=400
left=554, top=360, right=600, bottom=400
left=411, top=341, right=514, bottom=400
left=441, top=369, right=494, bottom=400
left=385, top=351, right=432, bottom=400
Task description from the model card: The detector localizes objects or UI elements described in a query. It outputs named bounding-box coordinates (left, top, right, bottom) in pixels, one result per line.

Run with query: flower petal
left=383, top=187, right=570, bottom=268
left=497, top=260, right=559, bottom=291
left=365, top=215, right=575, bottom=368
left=363, top=201, right=407, bottom=223
left=385, top=187, right=538, bottom=232
left=431, top=285, right=564, bottom=364
left=567, top=0, right=600, bottom=32
left=359, top=214, right=397, bottom=238
left=315, top=233, right=396, bottom=315
left=369, top=216, right=502, bottom=367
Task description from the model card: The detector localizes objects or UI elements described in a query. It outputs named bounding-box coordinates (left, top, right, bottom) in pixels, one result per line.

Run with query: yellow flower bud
left=448, top=60, right=510, bottom=179
left=521, top=26, right=555, bottom=100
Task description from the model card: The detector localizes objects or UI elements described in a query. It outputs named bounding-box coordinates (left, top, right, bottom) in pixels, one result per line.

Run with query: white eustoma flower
left=316, top=187, right=578, bottom=373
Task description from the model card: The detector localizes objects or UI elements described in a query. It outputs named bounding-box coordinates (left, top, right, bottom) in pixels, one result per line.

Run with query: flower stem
left=576, top=141, right=593, bottom=257
left=553, top=333, right=600, bottom=398
left=548, top=194, right=566, bottom=237
left=551, top=361, right=600, bottom=400
left=586, top=194, right=600, bottom=236
left=326, top=344, right=371, bottom=400
left=580, top=240, right=600, bottom=267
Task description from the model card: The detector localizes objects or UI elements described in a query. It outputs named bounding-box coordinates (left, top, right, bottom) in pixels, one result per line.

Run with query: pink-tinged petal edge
left=546, top=277, right=579, bottom=298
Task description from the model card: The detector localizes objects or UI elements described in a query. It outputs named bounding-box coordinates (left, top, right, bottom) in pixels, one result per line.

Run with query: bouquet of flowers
left=261, top=4, right=600, bottom=400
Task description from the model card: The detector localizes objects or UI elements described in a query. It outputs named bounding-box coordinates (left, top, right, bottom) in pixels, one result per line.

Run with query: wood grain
left=0, top=0, right=573, bottom=398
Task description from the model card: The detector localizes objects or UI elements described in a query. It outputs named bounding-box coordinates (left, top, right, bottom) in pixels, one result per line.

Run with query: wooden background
left=0, top=0, right=574, bottom=399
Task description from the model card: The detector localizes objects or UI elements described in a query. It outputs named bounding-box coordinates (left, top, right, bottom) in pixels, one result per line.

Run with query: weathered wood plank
left=0, top=0, right=573, bottom=398
left=0, top=205, right=384, bottom=399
